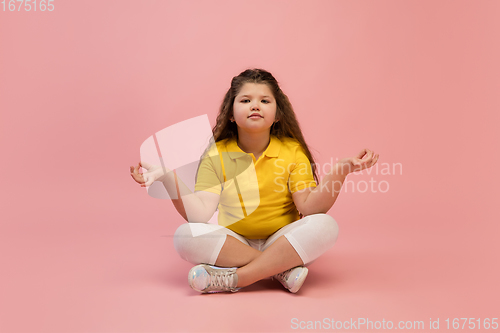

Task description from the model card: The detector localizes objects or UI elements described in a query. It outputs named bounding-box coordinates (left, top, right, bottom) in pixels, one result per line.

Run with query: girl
left=130, top=68, right=379, bottom=293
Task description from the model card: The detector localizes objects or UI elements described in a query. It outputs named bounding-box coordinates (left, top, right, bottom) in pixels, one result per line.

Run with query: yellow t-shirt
left=194, top=135, right=317, bottom=239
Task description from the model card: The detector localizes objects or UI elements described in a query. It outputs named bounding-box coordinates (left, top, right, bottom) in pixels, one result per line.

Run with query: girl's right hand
left=130, top=162, right=168, bottom=187
left=335, top=149, right=379, bottom=176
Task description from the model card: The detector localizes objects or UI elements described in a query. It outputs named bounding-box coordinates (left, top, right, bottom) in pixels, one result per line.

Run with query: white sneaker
left=188, top=264, right=240, bottom=293
left=273, top=266, right=308, bottom=293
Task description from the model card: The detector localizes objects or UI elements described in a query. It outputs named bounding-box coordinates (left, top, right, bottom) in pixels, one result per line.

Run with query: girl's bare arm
left=293, top=149, right=379, bottom=215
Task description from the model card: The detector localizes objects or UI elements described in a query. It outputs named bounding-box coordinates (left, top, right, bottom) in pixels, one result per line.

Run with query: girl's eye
left=241, top=99, right=270, bottom=103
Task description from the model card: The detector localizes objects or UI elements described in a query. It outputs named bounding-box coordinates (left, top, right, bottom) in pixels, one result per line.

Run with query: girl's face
left=231, top=83, right=277, bottom=135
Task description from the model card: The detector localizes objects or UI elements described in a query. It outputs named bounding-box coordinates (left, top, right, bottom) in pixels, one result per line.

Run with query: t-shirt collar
left=226, top=135, right=281, bottom=160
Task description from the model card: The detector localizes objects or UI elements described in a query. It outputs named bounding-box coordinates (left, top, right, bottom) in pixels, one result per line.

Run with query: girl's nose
left=251, top=102, right=260, bottom=110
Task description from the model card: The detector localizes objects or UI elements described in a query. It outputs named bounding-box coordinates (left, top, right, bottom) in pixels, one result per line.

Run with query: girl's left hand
left=335, top=149, right=379, bottom=176
left=130, top=162, right=168, bottom=187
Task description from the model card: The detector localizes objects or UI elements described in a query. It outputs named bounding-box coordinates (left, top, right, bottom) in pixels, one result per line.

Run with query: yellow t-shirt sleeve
left=194, top=150, right=223, bottom=195
left=288, top=147, right=317, bottom=193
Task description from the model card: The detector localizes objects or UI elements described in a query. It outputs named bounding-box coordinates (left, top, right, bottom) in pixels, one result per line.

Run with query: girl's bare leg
left=214, top=235, right=261, bottom=267
left=236, top=235, right=303, bottom=287
left=214, top=235, right=303, bottom=288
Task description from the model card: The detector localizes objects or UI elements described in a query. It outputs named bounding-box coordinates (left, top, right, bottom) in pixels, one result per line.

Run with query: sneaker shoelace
left=274, top=268, right=291, bottom=282
left=211, top=269, right=237, bottom=291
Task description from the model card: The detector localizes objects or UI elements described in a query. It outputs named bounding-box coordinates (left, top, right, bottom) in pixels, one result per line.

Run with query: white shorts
left=173, top=213, right=339, bottom=266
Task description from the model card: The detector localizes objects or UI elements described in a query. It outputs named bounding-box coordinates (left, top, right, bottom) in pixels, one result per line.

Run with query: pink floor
left=1, top=179, right=499, bottom=332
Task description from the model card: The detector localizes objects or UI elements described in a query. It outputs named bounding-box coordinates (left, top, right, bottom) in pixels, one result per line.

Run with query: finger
left=360, top=149, right=373, bottom=161
left=140, top=161, right=152, bottom=170
left=130, top=173, right=145, bottom=184
left=366, top=156, right=375, bottom=168
left=144, top=175, right=154, bottom=187
left=356, top=149, right=368, bottom=159
left=130, top=174, right=142, bottom=184
left=135, top=166, right=145, bottom=178
left=131, top=166, right=142, bottom=178
left=132, top=167, right=145, bottom=179
left=132, top=165, right=143, bottom=177
left=357, top=154, right=375, bottom=171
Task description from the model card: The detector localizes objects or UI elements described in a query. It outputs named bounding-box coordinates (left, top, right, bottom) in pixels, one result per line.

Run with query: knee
left=173, top=223, right=194, bottom=256
left=308, top=213, right=339, bottom=243
left=173, top=223, right=227, bottom=265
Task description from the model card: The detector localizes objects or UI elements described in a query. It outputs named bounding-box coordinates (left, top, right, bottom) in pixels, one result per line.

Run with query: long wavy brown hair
left=212, top=68, right=319, bottom=183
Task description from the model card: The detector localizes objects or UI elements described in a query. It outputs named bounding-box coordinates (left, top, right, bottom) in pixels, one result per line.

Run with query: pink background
left=1, top=0, right=499, bottom=332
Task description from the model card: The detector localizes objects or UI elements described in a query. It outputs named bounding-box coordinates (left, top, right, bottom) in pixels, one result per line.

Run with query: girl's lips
left=248, top=113, right=263, bottom=118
